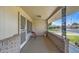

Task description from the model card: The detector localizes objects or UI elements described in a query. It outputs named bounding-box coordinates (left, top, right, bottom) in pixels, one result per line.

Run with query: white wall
left=0, top=7, right=32, bottom=40
left=0, top=7, right=32, bottom=53
left=0, top=7, right=18, bottom=40
left=32, top=19, right=47, bottom=36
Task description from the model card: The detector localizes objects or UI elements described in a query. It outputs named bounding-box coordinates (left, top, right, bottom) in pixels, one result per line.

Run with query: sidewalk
left=69, top=43, right=79, bottom=53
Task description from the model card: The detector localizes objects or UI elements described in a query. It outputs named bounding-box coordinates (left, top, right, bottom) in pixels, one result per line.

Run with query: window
left=27, top=20, right=32, bottom=33
left=21, top=16, right=26, bottom=29
left=20, top=15, right=26, bottom=44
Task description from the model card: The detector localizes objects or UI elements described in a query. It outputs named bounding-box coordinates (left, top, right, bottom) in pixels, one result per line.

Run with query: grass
left=48, top=29, right=79, bottom=43
left=66, top=32, right=75, bottom=35
left=67, top=35, right=79, bottom=43
left=48, top=29, right=60, bottom=33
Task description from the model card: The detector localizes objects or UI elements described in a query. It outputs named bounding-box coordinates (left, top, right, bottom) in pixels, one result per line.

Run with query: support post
left=62, top=6, right=69, bottom=53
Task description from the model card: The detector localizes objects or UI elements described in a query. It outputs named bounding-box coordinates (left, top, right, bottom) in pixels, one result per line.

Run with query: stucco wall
left=0, top=7, right=32, bottom=53
left=0, top=7, right=18, bottom=40
left=32, top=19, right=47, bottom=36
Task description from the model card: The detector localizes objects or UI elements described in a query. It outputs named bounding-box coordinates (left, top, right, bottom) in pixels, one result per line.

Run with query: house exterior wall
left=0, top=7, right=32, bottom=53
left=32, top=19, right=47, bottom=36
left=0, top=7, right=18, bottom=40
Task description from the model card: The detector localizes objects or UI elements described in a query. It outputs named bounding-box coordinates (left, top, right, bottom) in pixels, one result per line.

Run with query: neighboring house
left=71, top=23, right=79, bottom=29
left=66, top=23, right=79, bottom=29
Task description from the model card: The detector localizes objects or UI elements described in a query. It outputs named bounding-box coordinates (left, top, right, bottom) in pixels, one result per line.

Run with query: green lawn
left=48, top=29, right=60, bottom=33
left=67, top=35, right=79, bottom=43
left=48, top=29, right=79, bottom=43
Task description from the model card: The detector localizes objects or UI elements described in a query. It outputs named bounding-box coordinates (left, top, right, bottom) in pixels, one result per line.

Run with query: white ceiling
left=48, top=9, right=61, bottom=24
left=21, top=6, right=79, bottom=24
left=21, top=6, right=57, bottom=20
left=48, top=6, right=79, bottom=24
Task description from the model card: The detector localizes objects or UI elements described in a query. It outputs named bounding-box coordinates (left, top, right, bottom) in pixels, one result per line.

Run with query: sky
left=52, top=12, right=79, bottom=26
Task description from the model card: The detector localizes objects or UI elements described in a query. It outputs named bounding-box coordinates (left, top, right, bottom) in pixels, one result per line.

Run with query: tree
left=72, top=23, right=79, bottom=25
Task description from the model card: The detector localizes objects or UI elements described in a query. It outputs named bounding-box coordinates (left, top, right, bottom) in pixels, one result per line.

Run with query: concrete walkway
left=20, top=36, right=60, bottom=53
left=69, top=43, right=79, bottom=53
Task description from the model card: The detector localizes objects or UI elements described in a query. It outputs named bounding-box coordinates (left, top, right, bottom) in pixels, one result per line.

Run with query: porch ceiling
left=21, top=6, right=79, bottom=24
left=21, top=6, right=57, bottom=20
left=48, top=6, right=79, bottom=24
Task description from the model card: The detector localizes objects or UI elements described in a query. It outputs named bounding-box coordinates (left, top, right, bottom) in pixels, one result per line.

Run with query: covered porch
left=0, top=6, right=79, bottom=53
left=20, top=6, right=65, bottom=53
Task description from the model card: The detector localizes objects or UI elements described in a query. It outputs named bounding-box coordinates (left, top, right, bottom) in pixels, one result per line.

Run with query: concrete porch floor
left=20, top=36, right=61, bottom=53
